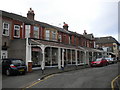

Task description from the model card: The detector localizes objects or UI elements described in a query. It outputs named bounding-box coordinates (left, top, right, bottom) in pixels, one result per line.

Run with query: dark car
left=91, top=58, right=108, bottom=67
left=2, top=58, right=27, bottom=76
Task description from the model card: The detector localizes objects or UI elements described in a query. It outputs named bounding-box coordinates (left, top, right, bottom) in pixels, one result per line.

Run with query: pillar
left=92, top=52, right=94, bottom=61
left=50, top=47, right=52, bottom=66
left=71, top=50, right=72, bottom=64
left=41, top=45, right=45, bottom=70
left=58, top=48, right=61, bottom=69
left=62, top=49, right=65, bottom=67
left=84, top=51, right=86, bottom=64
left=26, top=38, right=32, bottom=72
left=66, top=49, right=68, bottom=65
left=75, top=50, right=78, bottom=65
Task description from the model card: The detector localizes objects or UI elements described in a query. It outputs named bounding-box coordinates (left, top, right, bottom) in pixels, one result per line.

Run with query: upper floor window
left=74, top=37, right=76, bottom=45
left=25, top=25, right=31, bottom=38
left=69, top=36, right=72, bottom=44
left=3, top=23, right=9, bottom=36
left=45, top=30, right=50, bottom=40
left=14, top=25, right=20, bottom=38
left=58, top=35, right=62, bottom=42
left=52, top=31, right=56, bottom=41
left=34, top=26, right=39, bottom=38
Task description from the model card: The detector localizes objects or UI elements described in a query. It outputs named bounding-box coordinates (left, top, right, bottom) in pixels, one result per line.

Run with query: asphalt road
left=2, top=63, right=119, bottom=89
left=30, top=63, right=118, bottom=88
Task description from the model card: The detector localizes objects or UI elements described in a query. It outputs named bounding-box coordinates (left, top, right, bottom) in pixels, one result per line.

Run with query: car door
left=2, top=60, right=10, bottom=72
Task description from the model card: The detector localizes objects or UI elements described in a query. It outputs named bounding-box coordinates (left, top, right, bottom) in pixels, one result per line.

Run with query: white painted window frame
left=33, top=26, right=39, bottom=39
left=1, top=50, right=8, bottom=59
left=14, top=25, right=20, bottom=38
left=52, top=31, right=56, bottom=41
left=3, top=22, right=9, bottom=36
left=25, top=25, right=31, bottom=38
left=45, top=30, right=50, bottom=40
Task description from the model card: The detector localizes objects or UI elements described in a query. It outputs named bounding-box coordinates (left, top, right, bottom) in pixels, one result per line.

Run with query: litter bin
left=28, top=62, right=32, bottom=72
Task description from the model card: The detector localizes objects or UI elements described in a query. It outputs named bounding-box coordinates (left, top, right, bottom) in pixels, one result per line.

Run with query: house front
left=1, top=9, right=105, bottom=71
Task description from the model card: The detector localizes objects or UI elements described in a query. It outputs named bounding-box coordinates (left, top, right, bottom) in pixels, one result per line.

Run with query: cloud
left=0, top=0, right=118, bottom=41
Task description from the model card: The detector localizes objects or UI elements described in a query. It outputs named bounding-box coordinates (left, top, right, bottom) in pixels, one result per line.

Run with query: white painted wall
left=0, top=10, right=2, bottom=90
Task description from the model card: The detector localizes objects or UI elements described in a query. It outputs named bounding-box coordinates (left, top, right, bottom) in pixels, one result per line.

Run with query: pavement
left=2, top=64, right=90, bottom=88
left=24, top=64, right=90, bottom=88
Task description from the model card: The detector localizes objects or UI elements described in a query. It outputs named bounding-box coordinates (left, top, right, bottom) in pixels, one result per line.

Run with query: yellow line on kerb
left=111, top=75, right=120, bottom=90
left=25, top=74, right=57, bottom=88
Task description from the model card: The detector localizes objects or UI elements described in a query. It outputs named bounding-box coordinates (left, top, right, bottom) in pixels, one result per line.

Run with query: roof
left=83, top=34, right=94, bottom=40
left=29, top=39, right=103, bottom=52
left=29, top=39, right=80, bottom=50
left=95, top=36, right=119, bottom=44
left=1, top=10, right=73, bottom=34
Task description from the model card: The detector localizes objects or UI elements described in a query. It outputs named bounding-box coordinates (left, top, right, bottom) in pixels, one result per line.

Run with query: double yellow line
left=111, top=75, right=120, bottom=90
left=24, top=74, right=57, bottom=89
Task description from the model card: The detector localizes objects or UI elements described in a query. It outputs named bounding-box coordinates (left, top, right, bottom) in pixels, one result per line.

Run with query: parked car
left=105, top=58, right=114, bottom=64
left=91, top=58, right=108, bottom=67
left=2, top=58, right=27, bottom=76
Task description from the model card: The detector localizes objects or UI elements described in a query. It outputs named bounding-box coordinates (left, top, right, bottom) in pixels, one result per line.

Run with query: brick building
left=1, top=8, right=107, bottom=70
left=95, top=36, right=120, bottom=59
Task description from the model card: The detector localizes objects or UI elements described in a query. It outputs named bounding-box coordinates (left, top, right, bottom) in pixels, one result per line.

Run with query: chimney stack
left=63, top=22, right=69, bottom=30
left=27, top=8, right=35, bottom=20
left=83, top=30, right=87, bottom=35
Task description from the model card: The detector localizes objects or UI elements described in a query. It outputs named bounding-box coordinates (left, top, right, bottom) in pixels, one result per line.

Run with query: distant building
left=95, top=36, right=120, bottom=58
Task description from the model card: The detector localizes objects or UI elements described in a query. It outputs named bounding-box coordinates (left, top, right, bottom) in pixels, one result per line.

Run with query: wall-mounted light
left=20, top=25, right=23, bottom=28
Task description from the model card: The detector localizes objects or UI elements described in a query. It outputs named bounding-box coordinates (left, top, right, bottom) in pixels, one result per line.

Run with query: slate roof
left=83, top=34, right=94, bottom=40
left=1, top=10, right=72, bottom=34
left=95, top=36, right=119, bottom=44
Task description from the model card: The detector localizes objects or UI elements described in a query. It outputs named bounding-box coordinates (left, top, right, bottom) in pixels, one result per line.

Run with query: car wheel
left=6, top=69, right=11, bottom=76
left=22, top=71, right=26, bottom=75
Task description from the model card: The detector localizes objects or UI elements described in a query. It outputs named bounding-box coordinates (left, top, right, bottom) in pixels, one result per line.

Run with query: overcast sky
left=0, top=0, right=119, bottom=42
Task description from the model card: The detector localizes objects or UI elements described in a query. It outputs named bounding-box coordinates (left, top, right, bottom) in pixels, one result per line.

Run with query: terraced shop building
left=1, top=8, right=105, bottom=71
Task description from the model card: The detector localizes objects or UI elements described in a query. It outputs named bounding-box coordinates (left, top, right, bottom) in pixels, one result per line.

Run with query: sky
left=0, top=0, right=119, bottom=42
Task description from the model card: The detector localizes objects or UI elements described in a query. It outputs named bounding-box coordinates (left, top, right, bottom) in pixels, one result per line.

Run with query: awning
left=29, top=39, right=104, bottom=53
left=29, top=39, right=82, bottom=50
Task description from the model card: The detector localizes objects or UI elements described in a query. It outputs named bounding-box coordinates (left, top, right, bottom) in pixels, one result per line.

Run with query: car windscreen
left=94, top=58, right=101, bottom=61
left=11, top=60, right=25, bottom=65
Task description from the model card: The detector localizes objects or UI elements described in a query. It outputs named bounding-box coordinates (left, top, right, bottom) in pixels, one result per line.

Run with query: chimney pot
left=63, top=22, right=69, bottom=30
left=83, top=30, right=87, bottom=35
left=27, top=8, right=35, bottom=20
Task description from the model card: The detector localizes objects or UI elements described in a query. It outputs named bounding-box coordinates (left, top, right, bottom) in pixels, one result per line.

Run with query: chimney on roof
left=27, top=8, right=35, bottom=20
left=63, top=22, right=69, bottom=30
left=83, top=30, right=87, bottom=35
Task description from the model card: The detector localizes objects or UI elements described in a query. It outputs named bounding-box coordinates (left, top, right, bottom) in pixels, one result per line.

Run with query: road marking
left=24, top=74, right=58, bottom=89
left=111, top=75, right=120, bottom=90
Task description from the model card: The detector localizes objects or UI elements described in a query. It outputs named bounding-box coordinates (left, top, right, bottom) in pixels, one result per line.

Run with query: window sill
left=2, top=34, right=9, bottom=37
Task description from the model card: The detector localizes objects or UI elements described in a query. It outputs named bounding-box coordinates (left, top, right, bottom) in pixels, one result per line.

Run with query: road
left=30, top=63, right=118, bottom=88
left=2, top=63, right=119, bottom=89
